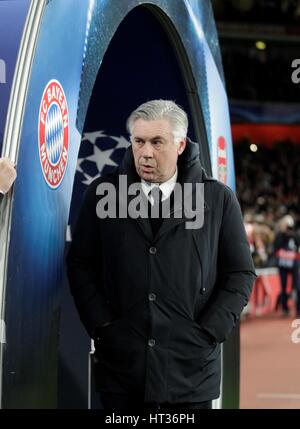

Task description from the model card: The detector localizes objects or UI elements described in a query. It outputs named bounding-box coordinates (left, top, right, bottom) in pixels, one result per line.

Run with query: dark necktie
left=148, top=187, right=163, bottom=236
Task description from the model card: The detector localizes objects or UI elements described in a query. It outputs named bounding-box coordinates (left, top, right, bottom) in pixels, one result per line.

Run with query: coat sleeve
left=198, top=185, right=257, bottom=344
left=66, top=182, right=114, bottom=338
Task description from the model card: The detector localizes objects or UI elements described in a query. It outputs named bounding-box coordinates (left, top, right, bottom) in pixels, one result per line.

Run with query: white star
left=113, top=135, right=131, bottom=150
left=76, top=157, right=85, bottom=173
left=86, top=145, right=117, bottom=173
left=81, top=130, right=107, bottom=144
left=82, top=173, right=100, bottom=186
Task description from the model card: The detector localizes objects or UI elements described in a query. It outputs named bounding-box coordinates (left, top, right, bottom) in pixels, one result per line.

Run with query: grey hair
left=126, top=99, right=188, bottom=144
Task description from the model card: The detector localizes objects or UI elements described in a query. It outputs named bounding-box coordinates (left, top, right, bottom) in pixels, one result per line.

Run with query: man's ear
left=178, top=138, right=187, bottom=155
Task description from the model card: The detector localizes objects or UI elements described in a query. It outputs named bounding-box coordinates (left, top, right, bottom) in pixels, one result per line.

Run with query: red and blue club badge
left=217, top=136, right=227, bottom=184
left=38, top=79, right=69, bottom=189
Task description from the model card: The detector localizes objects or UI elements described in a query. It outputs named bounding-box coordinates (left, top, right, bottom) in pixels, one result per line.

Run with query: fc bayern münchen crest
left=38, top=79, right=69, bottom=189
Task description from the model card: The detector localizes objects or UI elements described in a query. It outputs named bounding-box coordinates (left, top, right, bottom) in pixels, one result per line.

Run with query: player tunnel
left=0, top=0, right=236, bottom=408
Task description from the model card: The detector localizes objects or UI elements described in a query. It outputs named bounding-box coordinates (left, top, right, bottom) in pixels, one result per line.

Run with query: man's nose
left=140, top=142, right=153, bottom=159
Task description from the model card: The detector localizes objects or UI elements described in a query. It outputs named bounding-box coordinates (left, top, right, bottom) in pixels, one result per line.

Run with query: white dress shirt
left=141, top=168, right=178, bottom=205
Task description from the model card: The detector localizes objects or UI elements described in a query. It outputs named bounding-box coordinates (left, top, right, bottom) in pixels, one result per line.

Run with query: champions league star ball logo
left=38, top=79, right=69, bottom=189
left=76, top=131, right=130, bottom=186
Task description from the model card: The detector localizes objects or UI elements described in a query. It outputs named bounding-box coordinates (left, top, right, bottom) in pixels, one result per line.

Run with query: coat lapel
left=133, top=193, right=153, bottom=242
left=155, top=198, right=210, bottom=241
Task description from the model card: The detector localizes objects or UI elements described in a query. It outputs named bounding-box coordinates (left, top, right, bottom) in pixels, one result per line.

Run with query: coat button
left=149, top=247, right=157, bottom=254
left=200, top=287, right=206, bottom=295
left=148, top=293, right=156, bottom=302
left=148, top=339, right=156, bottom=347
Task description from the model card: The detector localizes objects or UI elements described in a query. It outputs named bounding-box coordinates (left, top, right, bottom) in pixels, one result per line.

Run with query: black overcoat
left=67, top=140, right=256, bottom=403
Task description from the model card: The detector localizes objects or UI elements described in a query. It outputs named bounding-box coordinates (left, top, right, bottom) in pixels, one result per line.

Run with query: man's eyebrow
left=150, top=136, right=166, bottom=142
left=133, top=135, right=166, bottom=141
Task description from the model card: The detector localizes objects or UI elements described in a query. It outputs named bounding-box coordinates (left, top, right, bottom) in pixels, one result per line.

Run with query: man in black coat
left=67, top=100, right=256, bottom=410
left=0, top=157, right=17, bottom=202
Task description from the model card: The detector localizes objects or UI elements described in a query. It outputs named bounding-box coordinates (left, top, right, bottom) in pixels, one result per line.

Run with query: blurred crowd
left=214, top=0, right=300, bottom=314
left=234, top=139, right=300, bottom=268
left=221, top=45, right=300, bottom=102
left=213, top=0, right=300, bottom=103
left=213, top=0, right=300, bottom=25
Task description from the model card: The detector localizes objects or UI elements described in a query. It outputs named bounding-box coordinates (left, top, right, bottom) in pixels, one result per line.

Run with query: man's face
left=131, top=118, right=186, bottom=183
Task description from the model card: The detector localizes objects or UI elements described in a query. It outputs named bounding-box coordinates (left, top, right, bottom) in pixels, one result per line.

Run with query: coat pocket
left=94, top=318, right=145, bottom=392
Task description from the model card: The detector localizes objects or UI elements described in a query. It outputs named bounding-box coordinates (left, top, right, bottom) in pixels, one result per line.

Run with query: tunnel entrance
left=59, top=5, right=209, bottom=408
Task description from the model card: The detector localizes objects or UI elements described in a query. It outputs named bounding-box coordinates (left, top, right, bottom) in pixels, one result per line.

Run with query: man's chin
left=139, top=170, right=156, bottom=182
left=141, top=174, right=155, bottom=182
